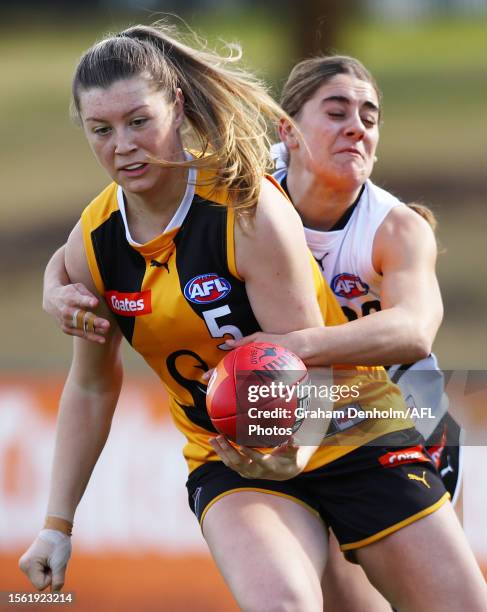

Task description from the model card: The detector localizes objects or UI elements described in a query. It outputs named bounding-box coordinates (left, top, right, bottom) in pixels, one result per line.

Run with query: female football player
left=28, top=33, right=486, bottom=612
left=232, top=55, right=468, bottom=610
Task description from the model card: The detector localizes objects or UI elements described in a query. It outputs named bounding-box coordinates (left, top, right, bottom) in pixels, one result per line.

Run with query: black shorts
left=425, top=412, right=463, bottom=504
left=186, top=428, right=449, bottom=553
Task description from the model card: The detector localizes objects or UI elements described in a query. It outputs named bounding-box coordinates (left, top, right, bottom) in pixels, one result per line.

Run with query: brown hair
left=280, top=57, right=440, bottom=235
left=72, top=23, right=285, bottom=212
left=406, top=202, right=438, bottom=232
left=280, top=55, right=381, bottom=118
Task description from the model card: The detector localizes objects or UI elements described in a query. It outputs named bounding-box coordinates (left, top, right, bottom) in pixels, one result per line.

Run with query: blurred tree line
left=2, top=0, right=358, bottom=60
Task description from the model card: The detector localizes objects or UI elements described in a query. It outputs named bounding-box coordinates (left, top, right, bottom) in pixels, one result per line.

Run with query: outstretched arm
left=20, top=223, right=123, bottom=592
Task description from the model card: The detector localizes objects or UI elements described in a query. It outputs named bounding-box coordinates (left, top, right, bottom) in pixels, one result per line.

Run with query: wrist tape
left=44, top=516, right=73, bottom=536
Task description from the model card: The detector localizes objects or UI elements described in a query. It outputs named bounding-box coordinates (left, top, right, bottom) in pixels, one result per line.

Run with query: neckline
left=117, top=152, right=197, bottom=247
left=280, top=173, right=365, bottom=233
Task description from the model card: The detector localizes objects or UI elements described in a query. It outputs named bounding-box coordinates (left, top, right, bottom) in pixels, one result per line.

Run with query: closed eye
left=131, top=117, right=149, bottom=127
left=93, top=125, right=111, bottom=136
left=362, top=117, right=377, bottom=127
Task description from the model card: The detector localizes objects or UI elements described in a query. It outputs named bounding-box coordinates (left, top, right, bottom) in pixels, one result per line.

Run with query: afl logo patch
left=184, top=273, right=231, bottom=304
left=331, top=273, right=369, bottom=298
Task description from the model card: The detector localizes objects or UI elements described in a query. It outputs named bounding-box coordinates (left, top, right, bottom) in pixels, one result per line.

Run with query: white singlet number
left=203, top=306, right=243, bottom=350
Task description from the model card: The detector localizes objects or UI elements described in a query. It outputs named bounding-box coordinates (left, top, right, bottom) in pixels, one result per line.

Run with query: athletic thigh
left=322, top=531, right=391, bottom=612
left=356, top=501, right=487, bottom=612
left=203, top=491, right=328, bottom=612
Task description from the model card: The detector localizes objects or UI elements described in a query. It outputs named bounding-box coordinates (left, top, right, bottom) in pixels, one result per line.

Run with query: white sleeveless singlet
left=274, top=171, right=448, bottom=439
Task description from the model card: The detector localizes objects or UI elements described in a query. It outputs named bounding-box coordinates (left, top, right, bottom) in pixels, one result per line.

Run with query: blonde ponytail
left=72, top=22, right=285, bottom=214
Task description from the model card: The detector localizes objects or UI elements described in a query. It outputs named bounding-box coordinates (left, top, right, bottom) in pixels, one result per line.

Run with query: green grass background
left=1, top=13, right=485, bottom=370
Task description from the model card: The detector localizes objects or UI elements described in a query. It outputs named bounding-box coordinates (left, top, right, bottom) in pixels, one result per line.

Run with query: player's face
left=79, top=76, right=185, bottom=197
left=286, top=74, right=380, bottom=190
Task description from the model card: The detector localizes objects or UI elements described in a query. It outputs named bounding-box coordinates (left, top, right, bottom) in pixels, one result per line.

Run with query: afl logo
left=331, top=273, right=369, bottom=298
left=184, top=273, right=231, bottom=304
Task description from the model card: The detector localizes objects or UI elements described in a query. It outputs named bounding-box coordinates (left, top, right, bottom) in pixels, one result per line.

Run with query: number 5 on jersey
left=203, top=306, right=243, bottom=349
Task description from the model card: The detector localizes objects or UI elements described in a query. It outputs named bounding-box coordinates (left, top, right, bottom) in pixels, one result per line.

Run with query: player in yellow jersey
left=24, top=25, right=486, bottom=612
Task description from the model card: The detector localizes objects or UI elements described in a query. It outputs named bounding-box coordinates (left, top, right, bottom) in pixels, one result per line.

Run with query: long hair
left=406, top=201, right=438, bottom=232
left=72, top=22, right=285, bottom=213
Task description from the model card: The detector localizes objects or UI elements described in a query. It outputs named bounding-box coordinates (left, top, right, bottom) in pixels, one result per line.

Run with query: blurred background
left=1, top=0, right=486, bottom=610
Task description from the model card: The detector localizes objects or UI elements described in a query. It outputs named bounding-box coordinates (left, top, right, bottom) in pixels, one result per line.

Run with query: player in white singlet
left=236, top=56, right=465, bottom=611
left=271, top=166, right=462, bottom=500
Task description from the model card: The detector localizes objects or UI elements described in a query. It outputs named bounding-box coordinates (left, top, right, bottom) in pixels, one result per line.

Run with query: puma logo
left=408, top=471, right=431, bottom=488
left=150, top=260, right=169, bottom=272
left=440, top=455, right=455, bottom=478
left=314, top=253, right=329, bottom=271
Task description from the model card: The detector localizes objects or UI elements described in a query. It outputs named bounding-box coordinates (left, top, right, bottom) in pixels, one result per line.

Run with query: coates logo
left=106, top=290, right=152, bottom=317
left=379, top=445, right=430, bottom=468
left=331, top=273, right=369, bottom=298
left=184, top=273, right=231, bottom=304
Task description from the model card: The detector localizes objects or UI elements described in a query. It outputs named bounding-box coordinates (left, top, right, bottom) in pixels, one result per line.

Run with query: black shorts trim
left=186, top=428, right=448, bottom=551
left=341, top=492, right=450, bottom=551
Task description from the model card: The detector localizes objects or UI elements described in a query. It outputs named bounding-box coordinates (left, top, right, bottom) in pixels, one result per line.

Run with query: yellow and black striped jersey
left=81, top=168, right=410, bottom=473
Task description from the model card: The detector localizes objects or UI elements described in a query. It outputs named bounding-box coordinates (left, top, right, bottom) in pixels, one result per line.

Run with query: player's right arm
left=19, top=223, right=123, bottom=592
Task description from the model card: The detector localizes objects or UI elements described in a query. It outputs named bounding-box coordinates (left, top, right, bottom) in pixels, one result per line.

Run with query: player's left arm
left=232, top=206, right=442, bottom=366
left=372, top=204, right=443, bottom=351
left=309, top=204, right=443, bottom=364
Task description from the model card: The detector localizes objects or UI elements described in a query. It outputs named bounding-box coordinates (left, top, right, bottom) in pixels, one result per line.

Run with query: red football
left=206, top=343, right=308, bottom=446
